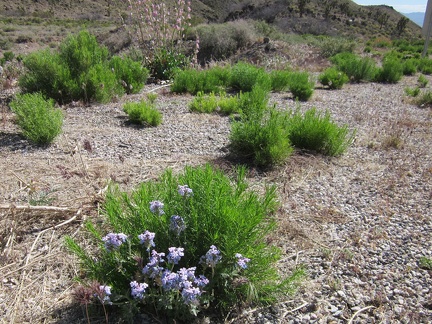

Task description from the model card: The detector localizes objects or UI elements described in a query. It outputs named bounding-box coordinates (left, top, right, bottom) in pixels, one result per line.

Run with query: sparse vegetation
left=123, top=99, right=162, bottom=126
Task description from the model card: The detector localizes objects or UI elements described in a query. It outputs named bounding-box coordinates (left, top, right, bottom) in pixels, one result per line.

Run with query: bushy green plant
left=123, top=100, right=162, bottom=126
left=189, top=91, right=219, bottom=113
left=171, top=67, right=229, bottom=95
left=319, top=67, right=349, bottom=90
left=230, top=62, right=271, bottom=92
left=404, top=87, right=420, bottom=97
left=238, top=85, right=269, bottom=120
left=418, top=57, right=432, bottom=75
left=375, top=55, right=403, bottom=83
left=147, top=49, right=189, bottom=80
left=317, top=37, right=356, bottom=58
left=418, top=74, right=429, bottom=88
left=65, top=164, right=304, bottom=320
left=109, top=56, right=149, bottom=94
left=230, top=108, right=293, bottom=167
left=217, top=93, right=240, bottom=115
left=287, top=72, right=314, bottom=101
left=402, top=58, right=418, bottom=76
left=419, top=257, right=432, bottom=270
left=270, top=69, right=292, bottom=92
left=415, top=90, right=432, bottom=107
left=331, top=52, right=378, bottom=82
left=285, top=107, right=355, bottom=156
left=10, top=93, right=63, bottom=145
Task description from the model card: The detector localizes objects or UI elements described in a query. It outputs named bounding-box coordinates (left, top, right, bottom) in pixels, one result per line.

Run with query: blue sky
left=352, top=1, right=427, bottom=13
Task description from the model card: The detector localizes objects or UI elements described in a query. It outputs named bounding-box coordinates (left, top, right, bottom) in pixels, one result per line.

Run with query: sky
left=352, top=0, right=427, bottom=13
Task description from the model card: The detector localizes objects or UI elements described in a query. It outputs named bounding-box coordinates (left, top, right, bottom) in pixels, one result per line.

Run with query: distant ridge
left=404, top=12, right=425, bottom=27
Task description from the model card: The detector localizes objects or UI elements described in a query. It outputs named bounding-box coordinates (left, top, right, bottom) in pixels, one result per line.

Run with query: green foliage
left=285, top=107, right=355, bottom=156
left=287, top=71, right=314, bottom=101
left=123, top=100, right=162, bottom=126
left=418, top=58, right=432, bottom=75
left=402, top=58, right=418, bottom=76
left=415, top=90, right=432, bottom=107
left=319, top=67, right=349, bottom=90
left=10, top=92, right=63, bottom=145
left=270, top=69, right=292, bottom=92
left=316, top=37, right=356, bottom=58
left=65, top=164, right=303, bottom=320
left=404, top=87, right=420, bottom=97
left=419, top=257, right=432, bottom=270
left=230, top=62, right=271, bottom=92
left=238, top=85, right=269, bottom=120
left=19, top=30, right=147, bottom=104
left=375, top=55, right=403, bottom=83
left=109, top=56, right=149, bottom=94
left=147, top=49, right=189, bottom=80
left=331, top=52, right=378, bottom=82
left=189, top=92, right=240, bottom=115
left=171, top=67, right=229, bottom=95
left=418, top=74, right=429, bottom=88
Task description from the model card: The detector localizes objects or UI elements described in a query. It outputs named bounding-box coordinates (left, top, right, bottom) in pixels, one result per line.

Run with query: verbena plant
left=319, top=67, right=349, bottom=90
left=10, top=92, right=63, bottom=145
left=123, top=99, right=162, bottom=126
left=65, top=164, right=304, bottom=321
left=285, top=107, right=355, bottom=156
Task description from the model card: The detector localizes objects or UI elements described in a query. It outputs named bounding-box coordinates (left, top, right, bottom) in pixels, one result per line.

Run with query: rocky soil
left=0, top=75, right=431, bottom=323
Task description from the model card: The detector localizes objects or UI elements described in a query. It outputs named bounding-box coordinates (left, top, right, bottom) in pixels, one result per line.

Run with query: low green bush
left=270, top=69, right=292, bottom=92
left=404, top=87, right=420, bottom=97
left=418, top=74, right=429, bottom=88
left=83, top=63, right=124, bottom=104
left=285, top=108, right=355, bottom=156
left=230, top=62, right=271, bottom=92
left=375, top=55, right=403, bottom=83
left=189, top=92, right=240, bottom=115
left=318, top=67, right=349, bottom=90
left=331, top=52, right=378, bottom=82
left=415, top=90, right=432, bottom=107
left=316, top=37, right=356, bottom=58
left=238, top=85, right=269, bottom=120
left=10, top=93, right=63, bottom=145
left=147, top=49, right=189, bottom=80
left=287, top=72, right=314, bottom=101
left=109, top=56, right=149, bottom=94
left=402, top=58, right=418, bottom=76
left=65, top=164, right=304, bottom=321
left=123, top=100, right=162, bottom=126
left=171, top=68, right=228, bottom=95
left=418, top=57, right=432, bottom=75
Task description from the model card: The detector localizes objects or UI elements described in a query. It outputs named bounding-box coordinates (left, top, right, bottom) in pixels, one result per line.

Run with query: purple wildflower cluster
left=96, top=285, right=112, bottom=305
left=167, top=247, right=185, bottom=265
left=130, top=281, right=148, bottom=300
left=149, top=200, right=164, bottom=215
left=169, top=215, right=186, bottom=236
left=178, top=184, right=193, bottom=197
left=102, top=233, right=127, bottom=251
left=142, top=250, right=165, bottom=278
left=200, top=245, right=222, bottom=268
left=138, top=230, right=156, bottom=251
left=235, top=253, right=251, bottom=269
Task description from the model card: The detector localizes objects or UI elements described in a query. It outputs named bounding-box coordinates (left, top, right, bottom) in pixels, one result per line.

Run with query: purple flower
left=138, top=230, right=156, bottom=250
left=177, top=267, right=196, bottom=283
left=96, top=285, right=112, bottom=305
left=194, top=274, right=209, bottom=288
left=178, top=184, right=193, bottom=197
left=201, top=245, right=222, bottom=268
left=161, top=270, right=180, bottom=291
left=142, top=250, right=165, bottom=278
left=149, top=200, right=164, bottom=215
left=102, top=233, right=127, bottom=251
left=181, top=286, right=201, bottom=305
left=169, top=215, right=186, bottom=236
left=167, top=247, right=185, bottom=265
left=235, top=253, right=251, bottom=269
left=130, top=281, right=148, bottom=300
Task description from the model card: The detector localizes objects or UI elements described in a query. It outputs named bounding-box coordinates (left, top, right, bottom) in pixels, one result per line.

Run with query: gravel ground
left=0, top=76, right=431, bottom=323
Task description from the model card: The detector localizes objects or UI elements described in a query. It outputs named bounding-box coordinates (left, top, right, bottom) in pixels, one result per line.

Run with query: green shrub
left=270, top=69, right=292, bottom=92
left=285, top=108, right=355, bottom=156
left=402, top=58, right=418, bottom=76
left=287, top=72, right=314, bottom=101
left=123, top=100, right=162, bottom=126
left=230, top=107, right=293, bottom=167
left=230, top=62, right=271, bottom=92
left=171, top=68, right=228, bottom=95
left=10, top=93, right=63, bottom=145
left=217, top=93, right=240, bottom=115
left=65, top=164, right=304, bottom=320
left=331, top=52, right=378, bottom=82
left=238, top=85, right=269, bottom=120
left=317, top=37, right=356, bottom=58
left=418, top=57, right=432, bottom=75
left=147, top=49, right=189, bottom=80
left=375, top=55, right=403, bottom=83
left=189, top=91, right=219, bottom=113
left=419, top=257, right=432, bottom=270
left=404, top=87, right=420, bottom=97
left=109, top=56, right=149, bottom=94
left=415, top=90, right=432, bottom=107
left=319, top=67, right=349, bottom=90
left=418, top=74, right=429, bottom=88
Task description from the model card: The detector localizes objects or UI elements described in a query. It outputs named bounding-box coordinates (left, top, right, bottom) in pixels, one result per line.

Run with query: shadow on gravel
left=0, top=131, right=31, bottom=150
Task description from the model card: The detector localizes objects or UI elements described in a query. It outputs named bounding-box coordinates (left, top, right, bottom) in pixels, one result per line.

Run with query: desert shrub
left=285, top=107, right=355, bottom=156
left=193, top=20, right=255, bottom=64
left=375, top=55, right=403, bottom=83
left=171, top=67, right=229, bottom=95
left=417, top=57, right=432, bottom=75
left=189, top=91, right=219, bottom=113
left=123, top=100, right=162, bottom=126
left=331, top=52, right=378, bottom=82
left=230, top=62, right=271, bottom=92
left=319, top=67, right=349, bottom=89
left=317, top=37, right=356, bottom=58
left=230, top=108, right=293, bottom=167
left=10, top=92, right=63, bottom=145
left=404, top=87, right=420, bottom=97
left=82, top=63, right=124, bottom=104
left=146, top=49, right=189, bottom=80
left=109, top=56, right=149, bottom=94
left=402, top=58, right=418, bottom=76
left=238, top=85, right=269, bottom=120
left=270, top=69, right=292, bottom=92
left=415, top=90, right=432, bottom=107
left=217, top=93, right=240, bottom=115
left=287, top=71, right=314, bottom=101
left=418, top=74, right=429, bottom=88
left=65, top=164, right=304, bottom=321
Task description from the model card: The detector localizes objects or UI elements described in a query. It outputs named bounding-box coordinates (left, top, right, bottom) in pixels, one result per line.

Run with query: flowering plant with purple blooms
left=169, top=215, right=186, bottom=236
left=235, top=253, right=251, bottom=269
left=149, top=200, right=164, bottom=215
left=178, top=184, right=193, bottom=197
left=138, top=230, right=156, bottom=251
left=102, top=233, right=127, bottom=251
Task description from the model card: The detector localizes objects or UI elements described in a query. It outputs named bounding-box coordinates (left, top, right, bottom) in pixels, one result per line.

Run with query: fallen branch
left=348, top=305, right=375, bottom=323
